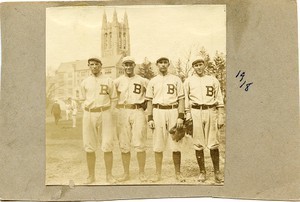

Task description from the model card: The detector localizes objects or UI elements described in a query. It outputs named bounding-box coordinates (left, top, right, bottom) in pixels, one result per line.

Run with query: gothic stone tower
left=101, top=10, right=130, bottom=57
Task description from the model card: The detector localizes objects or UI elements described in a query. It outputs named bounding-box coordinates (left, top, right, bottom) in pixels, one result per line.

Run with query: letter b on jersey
left=206, top=86, right=214, bottom=96
left=100, top=85, right=109, bottom=95
left=167, top=84, right=175, bottom=94
left=133, top=83, right=142, bottom=94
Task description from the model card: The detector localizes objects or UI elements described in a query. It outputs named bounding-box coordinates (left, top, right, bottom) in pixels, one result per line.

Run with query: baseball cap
left=191, top=56, right=205, bottom=66
left=122, top=56, right=135, bottom=64
left=88, top=57, right=102, bottom=64
left=156, top=56, right=169, bottom=63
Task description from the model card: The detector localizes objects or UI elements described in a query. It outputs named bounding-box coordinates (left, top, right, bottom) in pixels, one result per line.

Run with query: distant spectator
left=67, top=97, right=78, bottom=128
left=65, top=101, right=71, bottom=120
left=51, top=100, right=61, bottom=125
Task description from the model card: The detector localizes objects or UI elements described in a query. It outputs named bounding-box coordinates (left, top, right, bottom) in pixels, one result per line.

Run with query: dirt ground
left=46, top=111, right=225, bottom=186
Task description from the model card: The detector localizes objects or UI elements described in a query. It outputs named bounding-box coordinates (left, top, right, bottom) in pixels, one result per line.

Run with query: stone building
left=53, top=10, right=130, bottom=100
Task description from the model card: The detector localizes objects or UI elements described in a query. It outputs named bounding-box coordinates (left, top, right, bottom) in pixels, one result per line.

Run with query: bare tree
left=213, top=51, right=226, bottom=102
left=138, top=57, right=155, bottom=80
left=46, top=76, right=63, bottom=108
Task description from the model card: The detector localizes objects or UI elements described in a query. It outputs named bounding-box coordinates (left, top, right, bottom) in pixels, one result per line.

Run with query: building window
left=58, top=73, right=64, bottom=79
left=109, top=32, right=112, bottom=47
left=68, top=88, right=72, bottom=94
left=68, top=73, right=72, bottom=78
left=68, top=80, right=72, bottom=85
left=105, top=68, right=112, bottom=74
left=104, top=33, right=108, bottom=48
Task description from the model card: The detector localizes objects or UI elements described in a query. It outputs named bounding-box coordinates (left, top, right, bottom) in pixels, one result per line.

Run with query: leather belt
left=153, top=104, right=178, bottom=109
left=191, top=104, right=216, bottom=110
left=117, top=104, right=143, bottom=109
left=84, top=106, right=110, bottom=112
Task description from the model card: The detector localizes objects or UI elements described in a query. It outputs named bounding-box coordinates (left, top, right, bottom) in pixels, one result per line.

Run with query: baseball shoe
left=84, top=175, right=95, bottom=184
left=149, top=173, right=161, bottom=182
left=214, top=171, right=223, bottom=183
left=198, top=171, right=206, bottom=182
left=106, top=174, right=117, bottom=184
left=139, top=172, right=148, bottom=182
left=175, top=172, right=186, bottom=182
left=117, top=173, right=130, bottom=182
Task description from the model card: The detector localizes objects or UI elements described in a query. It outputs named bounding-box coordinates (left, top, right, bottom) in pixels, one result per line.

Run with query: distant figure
left=65, top=102, right=71, bottom=120
left=68, top=97, right=78, bottom=128
left=51, top=100, right=61, bottom=125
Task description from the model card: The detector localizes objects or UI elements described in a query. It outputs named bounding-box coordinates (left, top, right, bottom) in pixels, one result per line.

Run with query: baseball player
left=65, top=101, right=71, bottom=120
left=114, top=56, right=149, bottom=182
left=80, top=57, right=118, bottom=184
left=184, top=56, right=225, bottom=183
left=145, top=56, right=186, bottom=182
left=67, top=97, right=78, bottom=128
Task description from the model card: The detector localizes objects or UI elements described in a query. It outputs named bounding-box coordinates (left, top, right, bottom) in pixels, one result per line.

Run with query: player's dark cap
left=156, top=57, right=169, bottom=64
left=88, top=57, right=102, bottom=65
left=191, top=56, right=205, bottom=66
left=122, top=56, right=135, bottom=64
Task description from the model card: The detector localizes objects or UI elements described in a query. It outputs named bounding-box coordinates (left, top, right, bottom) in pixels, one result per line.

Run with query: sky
left=46, top=5, right=226, bottom=72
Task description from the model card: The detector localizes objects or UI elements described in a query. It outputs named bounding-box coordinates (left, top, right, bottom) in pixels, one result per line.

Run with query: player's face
left=157, top=59, right=169, bottom=74
left=123, top=62, right=135, bottom=77
left=193, top=61, right=205, bottom=76
left=88, top=61, right=102, bottom=76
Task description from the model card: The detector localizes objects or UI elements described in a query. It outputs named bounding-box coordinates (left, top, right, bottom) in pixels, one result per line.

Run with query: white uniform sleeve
left=214, top=78, right=224, bottom=108
left=145, top=79, right=154, bottom=100
left=80, top=79, right=86, bottom=101
left=143, top=77, right=149, bottom=89
left=114, top=77, right=120, bottom=89
left=183, top=78, right=191, bottom=112
left=108, top=78, right=118, bottom=102
left=176, top=77, right=184, bottom=100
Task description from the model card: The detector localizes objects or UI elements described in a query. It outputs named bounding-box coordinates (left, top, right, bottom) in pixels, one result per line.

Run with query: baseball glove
left=169, top=124, right=186, bottom=142
left=169, top=119, right=193, bottom=142
left=184, top=118, right=193, bottom=137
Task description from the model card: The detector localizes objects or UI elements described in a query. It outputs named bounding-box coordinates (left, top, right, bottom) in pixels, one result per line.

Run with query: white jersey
left=81, top=74, right=118, bottom=108
left=114, top=75, right=149, bottom=104
left=184, top=74, right=224, bottom=111
left=145, top=73, right=184, bottom=105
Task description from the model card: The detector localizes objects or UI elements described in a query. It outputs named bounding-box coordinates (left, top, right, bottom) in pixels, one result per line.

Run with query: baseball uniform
left=184, top=56, right=225, bottom=183
left=114, top=74, right=148, bottom=153
left=81, top=74, right=118, bottom=153
left=184, top=74, right=224, bottom=150
left=145, top=73, right=185, bottom=152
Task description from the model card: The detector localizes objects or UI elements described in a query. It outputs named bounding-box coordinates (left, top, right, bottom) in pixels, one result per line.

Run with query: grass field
left=46, top=111, right=225, bottom=186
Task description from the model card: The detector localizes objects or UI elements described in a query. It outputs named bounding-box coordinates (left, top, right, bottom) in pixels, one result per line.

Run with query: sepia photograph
left=46, top=5, right=226, bottom=186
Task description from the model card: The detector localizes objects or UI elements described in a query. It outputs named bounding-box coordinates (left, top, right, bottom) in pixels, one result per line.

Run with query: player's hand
left=217, top=123, right=224, bottom=129
left=217, top=116, right=225, bottom=129
left=185, top=112, right=192, bottom=120
left=177, top=118, right=184, bottom=128
left=148, top=120, right=155, bottom=129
